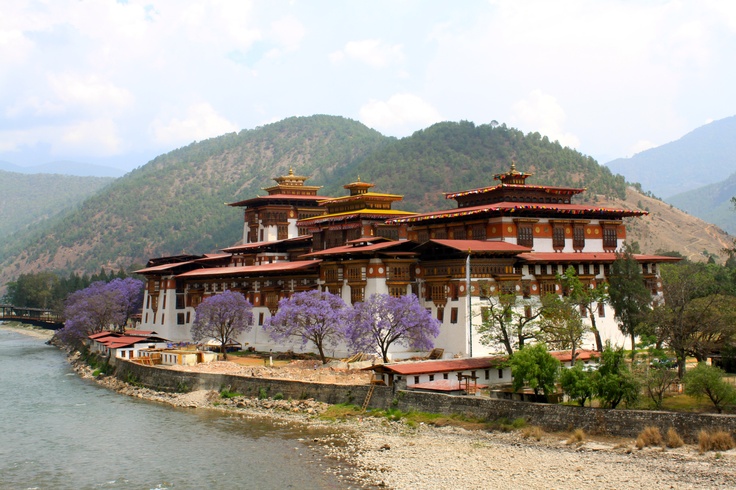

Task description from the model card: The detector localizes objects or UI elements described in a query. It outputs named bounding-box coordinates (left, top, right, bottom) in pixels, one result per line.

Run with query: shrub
left=258, top=387, right=269, bottom=400
left=521, top=426, right=544, bottom=441
left=220, top=387, right=242, bottom=399
left=684, top=363, right=736, bottom=413
left=567, top=428, right=586, bottom=445
left=698, top=430, right=735, bottom=452
left=273, top=392, right=284, bottom=400
left=665, top=427, right=684, bottom=448
left=635, top=426, right=663, bottom=449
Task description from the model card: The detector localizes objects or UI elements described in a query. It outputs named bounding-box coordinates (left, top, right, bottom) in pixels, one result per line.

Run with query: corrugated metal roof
left=366, top=356, right=506, bottom=375
left=176, top=260, right=321, bottom=278
left=428, top=239, right=531, bottom=253
left=387, top=201, right=646, bottom=224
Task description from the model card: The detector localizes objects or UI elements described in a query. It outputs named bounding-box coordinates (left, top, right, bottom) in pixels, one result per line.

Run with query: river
left=0, top=327, right=355, bottom=489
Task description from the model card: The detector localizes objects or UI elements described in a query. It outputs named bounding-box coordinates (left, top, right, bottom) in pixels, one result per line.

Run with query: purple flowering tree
left=345, top=293, right=440, bottom=363
left=264, top=290, right=347, bottom=364
left=59, top=278, right=144, bottom=345
left=107, top=278, right=145, bottom=332
left=191, top=290, right=253, bottom=360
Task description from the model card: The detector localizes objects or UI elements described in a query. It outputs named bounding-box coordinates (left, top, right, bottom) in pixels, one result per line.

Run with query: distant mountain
left=667, top=172, right=736, bottom=234
left=0, top=170, right=114, bottom=256
left=606, top=116, right=736, bottom=199
left=0, top=115, right=728, bottom=291
left=0, top=160, right=126, bottom=178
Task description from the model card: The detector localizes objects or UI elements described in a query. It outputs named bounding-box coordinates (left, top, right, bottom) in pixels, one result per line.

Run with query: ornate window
left=517, top=224, right=533, bottom=248
left=603, top=227, right=618, bottom=249
left=553, top=226, right=566, bottom=249
left=573, top=225, right=585, bottom=250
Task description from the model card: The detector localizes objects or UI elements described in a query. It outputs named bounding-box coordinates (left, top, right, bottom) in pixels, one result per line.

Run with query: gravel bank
left=63, top=354, right=736, bottom=490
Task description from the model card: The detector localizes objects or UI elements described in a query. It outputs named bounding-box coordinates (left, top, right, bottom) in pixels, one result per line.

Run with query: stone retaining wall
left=113, top=359, right=736, bottom=443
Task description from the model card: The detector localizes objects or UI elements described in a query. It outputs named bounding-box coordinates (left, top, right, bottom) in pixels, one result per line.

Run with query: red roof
left=518, top=252, right=683, bottom=263
left=549, top=349, right=600, bottom=363
left=445, top=183, right=585, bottom=200
left=428, top=239, right=531, bottom=253
left=227, top=193, right=329, bottom=207
left=176, top=260, right=321, bottom=278
left=302, top=240, right=412, bottom=258
left=387, top=201, right=646, bottom=224
left=221, top=236, right=312, bottom=253
left=366, top=356, right=506, bottom=375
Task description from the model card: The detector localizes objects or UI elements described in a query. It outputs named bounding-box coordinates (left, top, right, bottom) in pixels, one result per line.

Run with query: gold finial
left=288, top=167, right=294, bottom=176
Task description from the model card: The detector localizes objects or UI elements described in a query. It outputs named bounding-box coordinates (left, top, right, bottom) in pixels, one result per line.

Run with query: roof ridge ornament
left=494, top=162, right=533, bottom=185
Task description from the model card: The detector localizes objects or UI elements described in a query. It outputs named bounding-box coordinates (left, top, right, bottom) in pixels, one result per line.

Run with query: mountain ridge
left=0, top=115, right=730, bottom=292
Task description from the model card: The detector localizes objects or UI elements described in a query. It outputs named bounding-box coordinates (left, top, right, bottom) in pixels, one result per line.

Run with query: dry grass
left=521, top=426, right=544, bottom=441
left=665, top=427, right=684, bottom=448
left=566, top=428, right=586, bottom=445
left=698, top=430, right=735, bottom=453
left=636, top=426, right=664, bottom=449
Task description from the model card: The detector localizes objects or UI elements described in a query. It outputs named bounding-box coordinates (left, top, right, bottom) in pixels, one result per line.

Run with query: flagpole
left=466, top=250, right=472, bottom=357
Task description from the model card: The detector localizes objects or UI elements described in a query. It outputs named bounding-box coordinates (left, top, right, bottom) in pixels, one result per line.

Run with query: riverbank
left=64, top=353, right=736, bottom=489
left=0, top=322, right=55, bottom=341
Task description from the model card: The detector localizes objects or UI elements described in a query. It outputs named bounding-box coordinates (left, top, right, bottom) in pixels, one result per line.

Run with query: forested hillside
left=0, top=171, right=114, bottom=256
left=0, top=115, right=389, bottom=287
left=0, top=115, right=727, bottom=292
left=326, top=121, right=627, bottom=212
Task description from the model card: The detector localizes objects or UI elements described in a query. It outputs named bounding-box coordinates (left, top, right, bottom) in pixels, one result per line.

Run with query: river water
left=0, top=327, right=355, bottom=490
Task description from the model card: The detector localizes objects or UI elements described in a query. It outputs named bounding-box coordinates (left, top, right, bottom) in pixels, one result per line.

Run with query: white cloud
left=150, top=103, right=239, bottom=146
left=270, top=16, right=305, bottom=52
left=329, top=39, right=404, bottom=68
left=511, top=90, right=580, bottom=149
left=58, top=118, right=122, bottom=155
left=49, top=73, right=134, bottom=112
left=627, top=140, right=657, bottom=156
left=359, top=94, right=442, bottom=135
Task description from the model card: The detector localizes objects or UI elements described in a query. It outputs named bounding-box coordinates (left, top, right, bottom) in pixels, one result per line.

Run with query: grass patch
left=635, top=426, right=663, bottom=449
left=660, top=394, right=713, bottom=413
left=698, top=430, right=735, bottom=452
left=487, top=417, right=527, bottom=432
left=320, top=403, right=363, bottom=420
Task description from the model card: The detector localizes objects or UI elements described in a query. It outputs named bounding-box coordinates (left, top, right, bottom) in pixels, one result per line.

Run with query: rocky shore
left=68, top=357, right=736, bottom=489
left=6, top=325, right=736, bottom=489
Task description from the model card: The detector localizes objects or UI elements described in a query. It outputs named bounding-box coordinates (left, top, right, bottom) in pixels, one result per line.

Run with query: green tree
left=647, top=262, right=736, bottom=378
left=538, top=293, right=588, bottom=364
left=594, top=344, right=640, bottom=409
left=640, top=363, right=678, bottom=409
left=608, top=244, right=651, bottom=358
left=683, top=363, right=736, bottom=413
left=509, top=343, right=561, bottom=401
left=477, top=293, right=545, bottom=356
left=558, top=265, right=609, bottom=352
left=559, top=362, right=596, bottom=407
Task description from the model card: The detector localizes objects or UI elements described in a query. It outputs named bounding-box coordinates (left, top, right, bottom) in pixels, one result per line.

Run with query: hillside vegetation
left=0, top=171, right=113, bottom=255
left=0, top=115, right=729, bottom=291
left=667, top=172, right=736, bottom=235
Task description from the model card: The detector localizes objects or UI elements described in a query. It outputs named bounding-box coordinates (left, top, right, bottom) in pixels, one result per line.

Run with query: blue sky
left=1, top=0, right=734, bottom=172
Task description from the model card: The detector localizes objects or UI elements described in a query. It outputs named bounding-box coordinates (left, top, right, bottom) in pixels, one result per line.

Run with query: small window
left=429, top=375, right=434, bottom=381
left=450, top=307, right=458, bottom=324
left=259, top=312, right=265, bottom=325
left=414, top=376, right=420, bottom=384
left=485, top=370, right=490, bottom=380
left=443, top=373, right=449, bottom=380
left=498, top=368, right=504, bottom=379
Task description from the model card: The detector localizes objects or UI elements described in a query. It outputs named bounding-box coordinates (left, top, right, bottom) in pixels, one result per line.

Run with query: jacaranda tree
left=59, top=278, right=144, bottom=345
left=345, top=293, right=440, bottom=363
left=264, top=290, right=347, bottom=364
left=191, top=290, right=253, bottom=360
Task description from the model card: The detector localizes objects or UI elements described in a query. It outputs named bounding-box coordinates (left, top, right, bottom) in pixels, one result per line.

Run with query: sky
left=1, top=0, right=735, bottom=173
